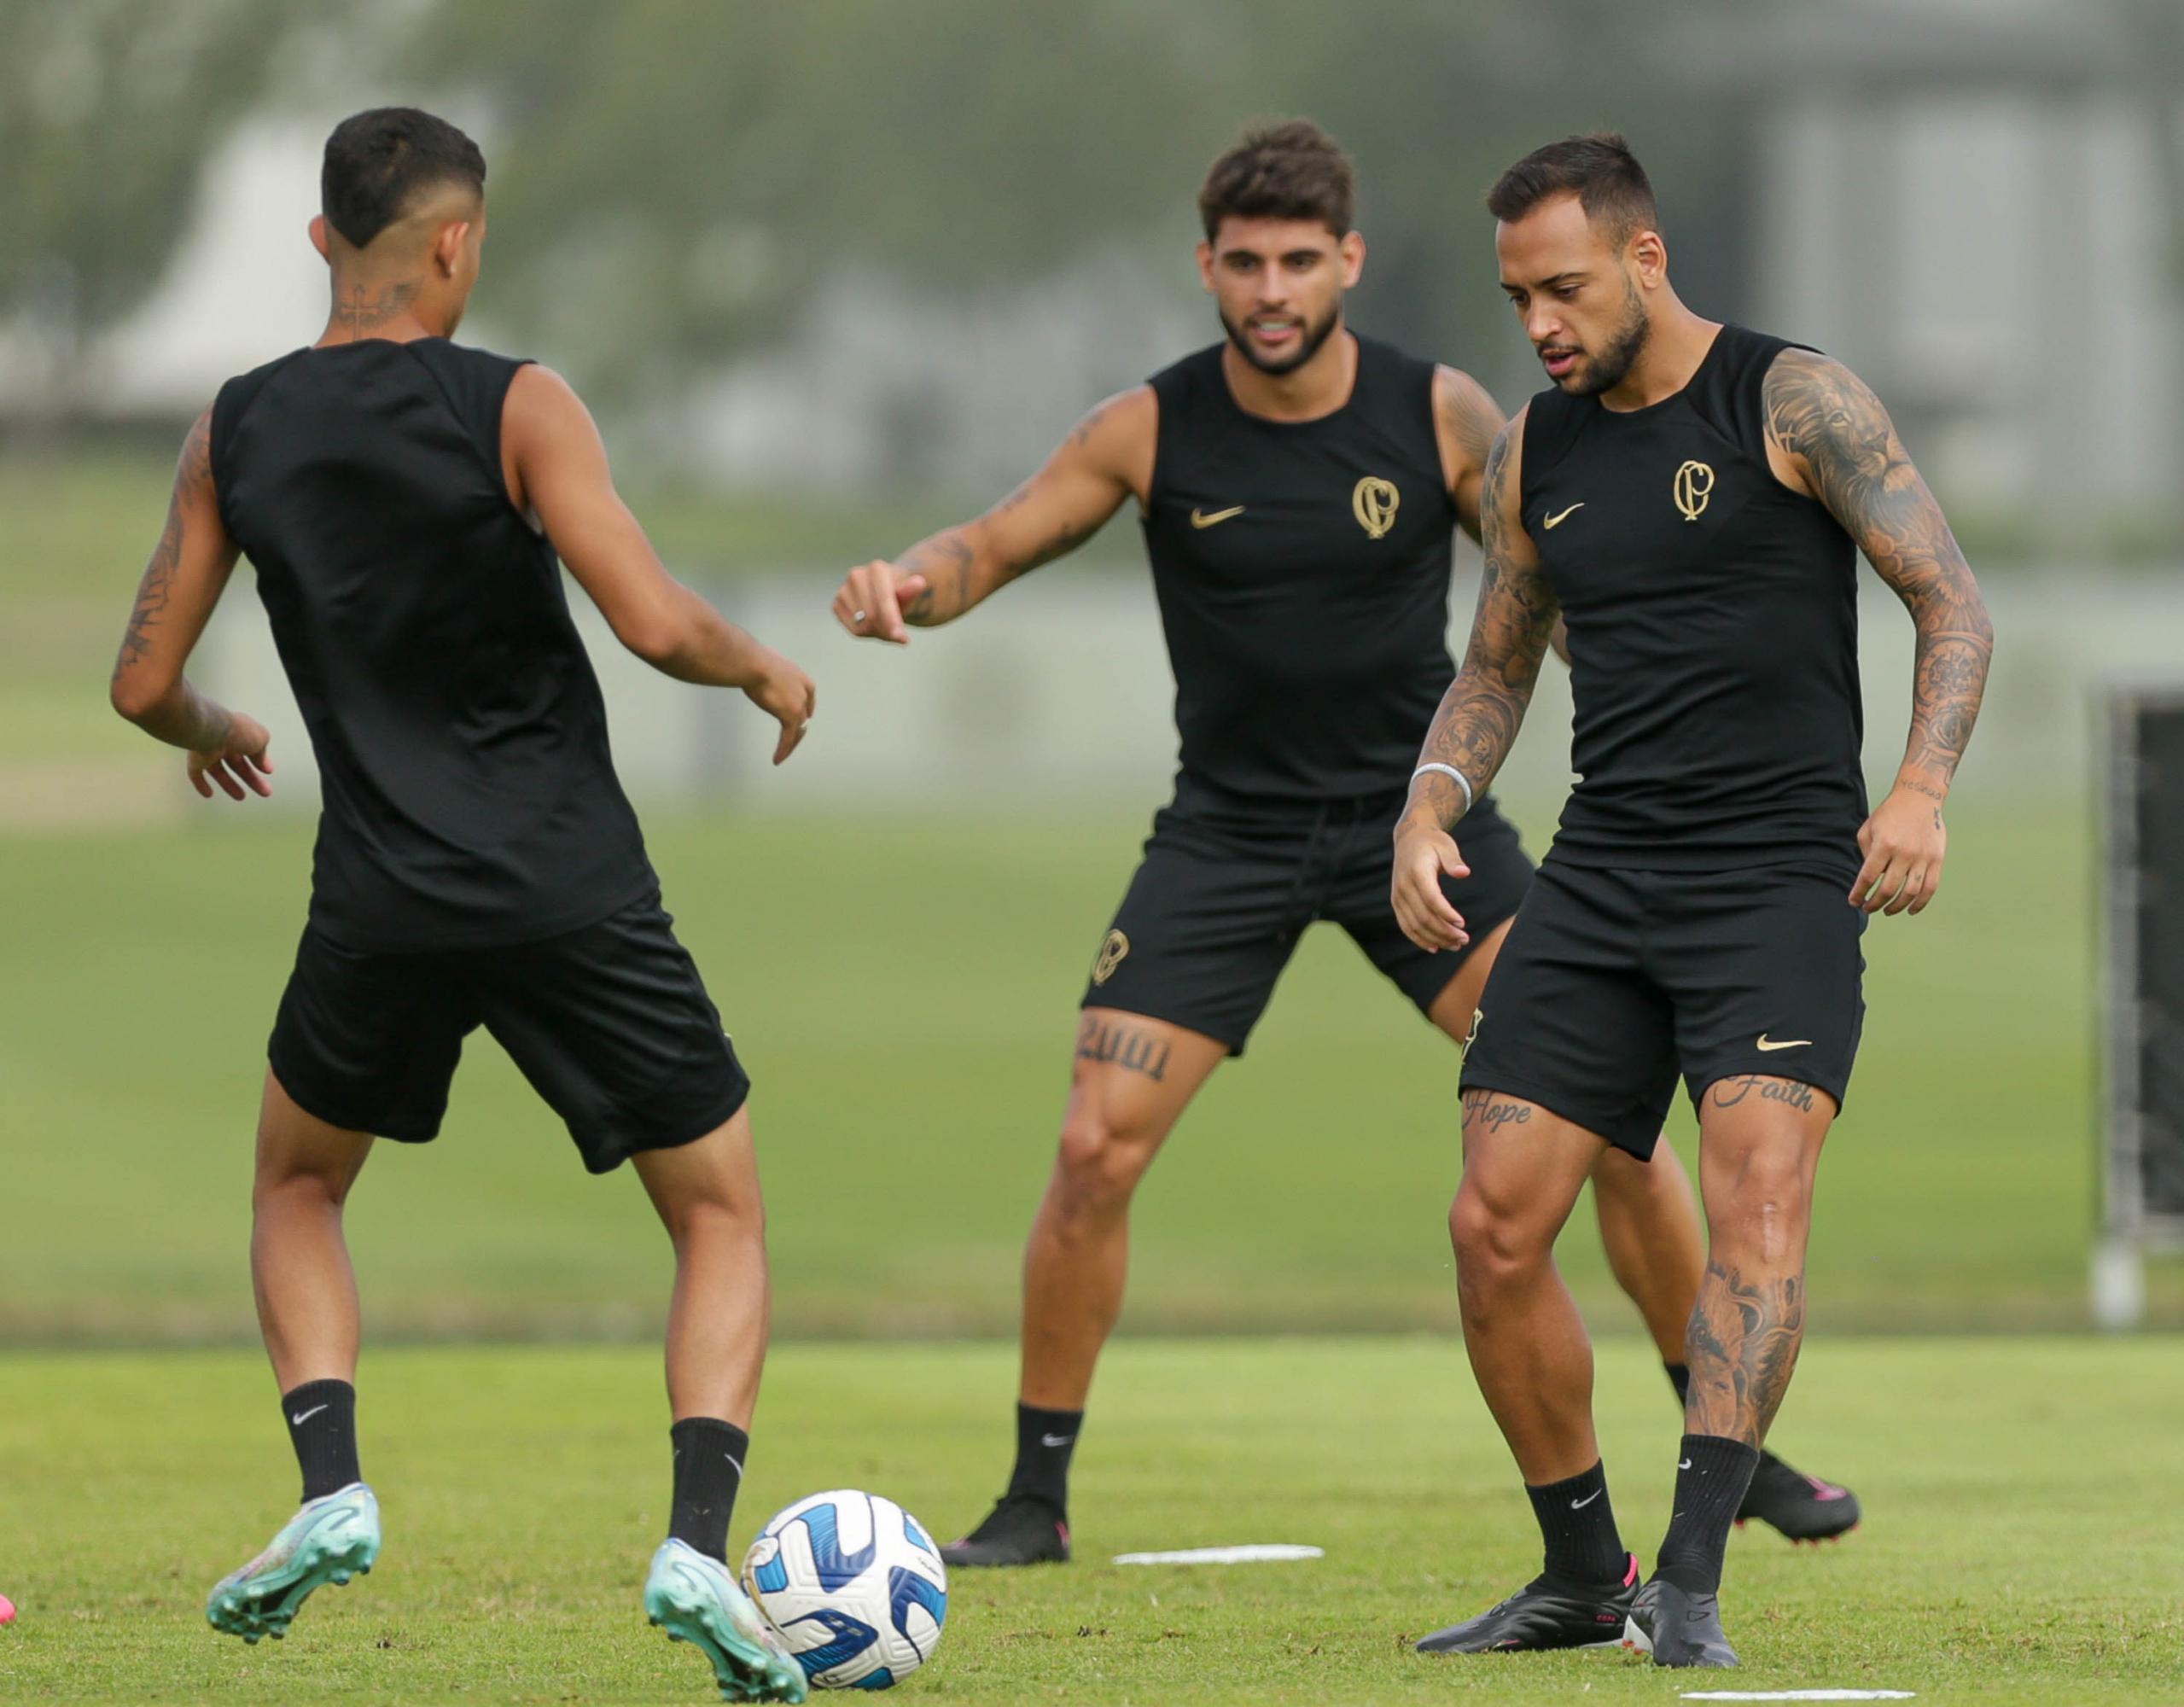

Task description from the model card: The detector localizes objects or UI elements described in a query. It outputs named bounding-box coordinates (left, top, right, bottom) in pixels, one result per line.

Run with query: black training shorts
left=1079, top=777, right=1535, bottom=1053
left=1459, top=859, right=1866, bottom=1159
left=268, top=892, right=750, bottom=1174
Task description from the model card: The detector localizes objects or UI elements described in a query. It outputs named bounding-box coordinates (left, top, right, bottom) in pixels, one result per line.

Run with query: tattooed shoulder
left=1434, top=365, right=1503, bottom=483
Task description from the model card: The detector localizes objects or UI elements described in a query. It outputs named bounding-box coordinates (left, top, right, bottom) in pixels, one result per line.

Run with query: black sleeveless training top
left=212, top=337, right=654, bottom=953
left=1519, top=323, right=1865, bottom=877
left=1142, top=335, right=1460, bottom=801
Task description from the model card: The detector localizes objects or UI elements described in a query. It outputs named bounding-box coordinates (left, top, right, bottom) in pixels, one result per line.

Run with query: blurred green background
left=7, top=0, right=2184, bottom=1348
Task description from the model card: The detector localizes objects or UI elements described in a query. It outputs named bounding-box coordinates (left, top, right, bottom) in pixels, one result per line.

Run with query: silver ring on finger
left=853, top=609, right=867, bottom=624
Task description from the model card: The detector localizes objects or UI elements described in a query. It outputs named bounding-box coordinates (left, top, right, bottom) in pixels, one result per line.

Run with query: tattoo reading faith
left=1763, top=349, right=1992, bottom=784
left=1459, top=1088, right=1533, bottom=1136
left=1076, top=1017, right=1170, bottom=1082
left=114, top=412, right=213, bottom=684
left=1709, top=1075, right=1817, bottom=1115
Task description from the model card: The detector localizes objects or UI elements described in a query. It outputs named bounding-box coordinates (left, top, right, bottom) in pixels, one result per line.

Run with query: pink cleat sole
left=0, top=1592, right=16, bottom=1624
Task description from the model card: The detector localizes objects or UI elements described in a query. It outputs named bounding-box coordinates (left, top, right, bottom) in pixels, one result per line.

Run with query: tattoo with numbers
left=1409, top=420, right=1558, bottom=824
left=1763, top=349, right=1992, bottom=784
left=1075, top=1015, right=1172, bottom=1083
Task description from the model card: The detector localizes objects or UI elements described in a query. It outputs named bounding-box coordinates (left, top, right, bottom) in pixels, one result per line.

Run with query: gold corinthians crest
left=1673, top=460, right=1715, bottom=521
left=1091, top=929, right=1130, bottom=987
left=1352, top=475, right=1400, bottom=539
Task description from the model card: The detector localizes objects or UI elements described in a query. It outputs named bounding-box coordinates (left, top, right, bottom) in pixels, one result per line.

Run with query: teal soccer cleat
left=206, top=1482, right=380, bottom=1643
left=645, top=1539, right=808, bottom=1703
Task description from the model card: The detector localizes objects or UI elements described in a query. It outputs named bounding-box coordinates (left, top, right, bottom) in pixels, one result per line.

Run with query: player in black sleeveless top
left=831, top=122, right=1851, bottom=1570
left=107, top=109, right=812, bottom=1700
left=1393, top=137, right=1992, bottom=1666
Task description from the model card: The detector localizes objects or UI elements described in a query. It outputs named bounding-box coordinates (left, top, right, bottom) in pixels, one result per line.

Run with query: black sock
left=1666, top=1363, right=1779, bottom=1473
left=1663, top=1360, right=1692, bottom=1407
left=669, top=1418, right=750, bottom=1564
left=282, top=1379, right=360, bottom=1502
left=1003, top=1402, right=1081, bottom=1512
left=1655, top=1433, right=1760, bottom=1595
left=1524, top=1460, right=1628, bottom=1584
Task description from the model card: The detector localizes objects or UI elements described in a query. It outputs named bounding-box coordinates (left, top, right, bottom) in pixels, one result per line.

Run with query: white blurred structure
left=198, top=566, right=2158, bottom=818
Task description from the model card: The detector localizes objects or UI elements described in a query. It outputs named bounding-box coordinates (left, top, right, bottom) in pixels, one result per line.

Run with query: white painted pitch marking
left=1680, top=1692, right=1916, bottom=1702
left=1112, top=1544, right=1325, bottom=1565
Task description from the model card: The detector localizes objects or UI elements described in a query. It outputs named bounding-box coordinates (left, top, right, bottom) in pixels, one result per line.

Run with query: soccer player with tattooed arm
left=1392, top=134, right=1992, bottom=1666
left=834, top=119, right=1858, bottom=1577
left=107, top=107, right=815, bottom=1702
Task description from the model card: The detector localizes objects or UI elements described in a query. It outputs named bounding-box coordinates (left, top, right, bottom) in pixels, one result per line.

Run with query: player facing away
left=1392, top=135, right=1993, bottom=1666
left=831, top=121, right=1855, bottom=1571
left=106, top=109, right=815, bottom=1703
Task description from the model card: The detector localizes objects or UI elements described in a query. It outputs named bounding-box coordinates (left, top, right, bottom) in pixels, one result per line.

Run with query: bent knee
left=1053, top=1104, right=1163, bottom=1209
left=1449, top=1183, right=1554, bottom=1285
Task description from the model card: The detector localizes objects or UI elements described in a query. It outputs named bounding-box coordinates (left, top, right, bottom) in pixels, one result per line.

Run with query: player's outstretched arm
left=108, top=410, right=274, bottom=801
left=1392, top=413, right=1558, bottom=952
left=506, top=364, right=816, bottom=764
left=1764, top=347, right=1995, bottom=916
left=832, top=386, right=1154, bottom=643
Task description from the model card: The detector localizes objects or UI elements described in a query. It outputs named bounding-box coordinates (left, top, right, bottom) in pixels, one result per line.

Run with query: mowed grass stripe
left=1, top=1337, right=2179, bottom=1704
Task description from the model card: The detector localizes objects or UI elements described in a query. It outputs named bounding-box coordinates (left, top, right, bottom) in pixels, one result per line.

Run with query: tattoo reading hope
left=1460, top=1090, right=1531, bottom=1135
left=1076, top=1017, right=1170, bottom=1082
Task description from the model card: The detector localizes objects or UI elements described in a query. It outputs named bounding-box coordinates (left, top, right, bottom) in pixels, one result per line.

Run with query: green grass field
left=3, top=798, right=2176, bottom=1343
left=3, top=1337, right=2180, bottom=1704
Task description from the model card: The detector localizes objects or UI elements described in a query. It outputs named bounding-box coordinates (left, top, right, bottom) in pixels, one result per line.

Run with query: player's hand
left=744, top=649, right=817, bottom=765
left=1850, top=782, right=1946, bottom=915
left=187, top=713, right=274, bottom=801
left=832, top=561, right=931, bottom=644
left=1391, top=819, right=1471, bottom=952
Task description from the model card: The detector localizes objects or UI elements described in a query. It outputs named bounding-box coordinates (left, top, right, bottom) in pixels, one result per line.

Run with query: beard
left=1220, top=299, right=1342, bottom=376
left=1562, top=280, right=1651, bottom=396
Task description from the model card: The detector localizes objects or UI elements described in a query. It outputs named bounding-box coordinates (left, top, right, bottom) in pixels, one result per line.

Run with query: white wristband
left=1412, top=762, right=1474, bottom=819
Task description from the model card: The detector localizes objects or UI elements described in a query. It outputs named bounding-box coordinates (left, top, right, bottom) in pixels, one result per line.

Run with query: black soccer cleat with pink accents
left=938, top=1493, right=1071, bottom=1568
left=1416, top=1553, right=1639, bottom=1653
left=1737, top=1448, right=1861, bottom=1543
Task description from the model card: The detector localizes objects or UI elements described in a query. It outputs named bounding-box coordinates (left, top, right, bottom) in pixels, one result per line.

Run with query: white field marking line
left=1112, top=1544, right=1324, bottom=1565
left=1680, top=1692, right=1916, bottom=1702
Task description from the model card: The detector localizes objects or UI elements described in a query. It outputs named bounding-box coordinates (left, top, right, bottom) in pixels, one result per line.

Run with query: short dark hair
left=1486, top=132, right=1657, bottom=245
left=1197, top=119, right=1354, bottom=241
left=321, top=107, right=486, bottom=249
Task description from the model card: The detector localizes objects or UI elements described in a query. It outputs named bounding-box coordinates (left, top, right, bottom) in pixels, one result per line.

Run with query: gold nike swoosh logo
left=1543, top=503, right=1584, bottom=529
left=1756, top=1035, right=1813, bottom=1052
left=1190, top=504, right=1245, bottom=529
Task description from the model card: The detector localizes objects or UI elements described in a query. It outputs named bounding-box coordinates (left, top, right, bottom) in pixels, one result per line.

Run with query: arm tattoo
left=897, top=529, right=976, bottom=625
left=898, top=471, right=1104, bottom=627
left=333, top=279, right=422, bottom=337
left=1765, top=350, right=1993, bottom=788
left=114, top=413, right=233, bottom=749
left=1683, top=1257, right=1806, bottom=1446
left=1435, top=367, right=1503, bottom=538
left=1067, top=399, right=1111, bottom=450
left=114, top=413, right=210, bottom=681
left=1407, top=422, right=1556, bottom=826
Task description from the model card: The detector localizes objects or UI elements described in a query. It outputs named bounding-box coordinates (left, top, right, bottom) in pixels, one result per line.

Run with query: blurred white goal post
left=2097, top=685, right=2184, bottom=1327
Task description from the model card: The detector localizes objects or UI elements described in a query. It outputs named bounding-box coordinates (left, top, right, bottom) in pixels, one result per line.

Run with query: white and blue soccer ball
left=741, top=1490, right=947, bottom=1690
